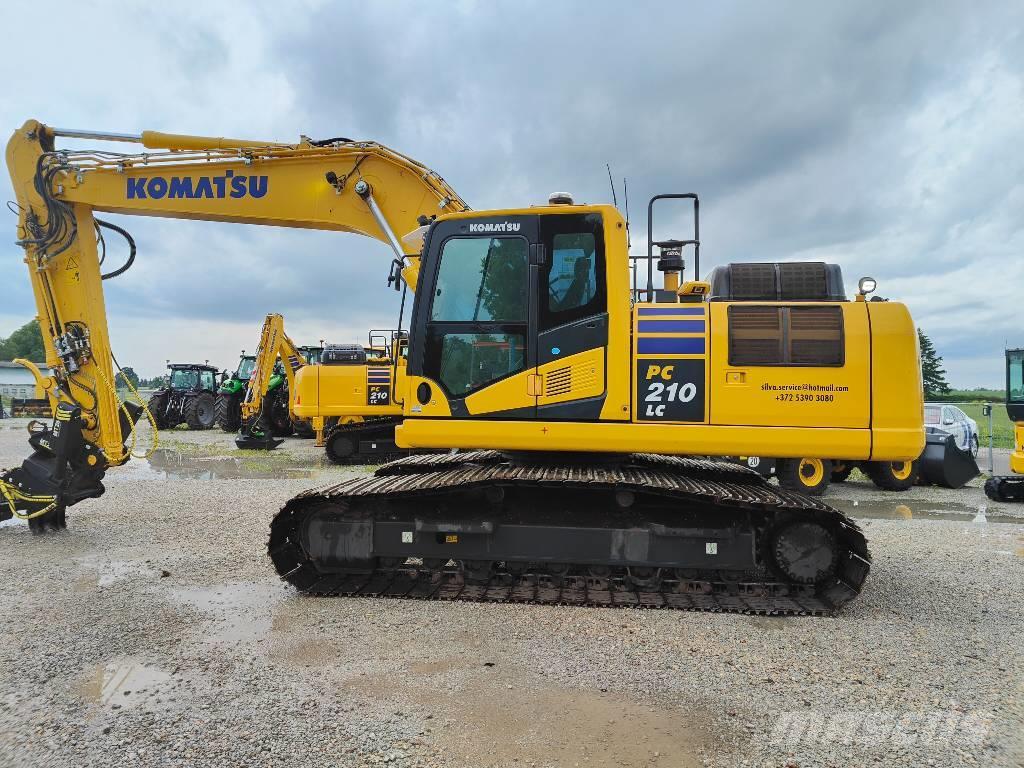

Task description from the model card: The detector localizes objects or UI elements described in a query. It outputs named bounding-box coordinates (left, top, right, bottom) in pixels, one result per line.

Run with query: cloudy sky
left=0, top=1, right=1021, bottom=385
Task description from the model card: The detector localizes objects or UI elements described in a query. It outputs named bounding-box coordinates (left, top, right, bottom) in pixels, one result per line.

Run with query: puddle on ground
left=350, top=672, right=711, bottom=768
left=118, top=447, right=329, bottom=480
left=832, top=499, right=1022, bottom=524
left=76, top=658, right=174, bottom=710
left=169, top=579, right=290, bottom=647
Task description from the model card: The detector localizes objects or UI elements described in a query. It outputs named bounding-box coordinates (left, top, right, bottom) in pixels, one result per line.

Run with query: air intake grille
left=728, top=305, right=844, bottom=367
left=789, top=307, right=843, bottom=365
left=729, top=264, right=777, bottom=300
left=545, top=366, right=572, bottom=397
left=728, top=306, right=783, bottom=365
left=779, top=263, right=828, bottom=300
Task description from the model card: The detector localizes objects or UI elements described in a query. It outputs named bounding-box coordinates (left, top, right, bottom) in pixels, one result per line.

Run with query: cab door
left=534, top=212, right=609, bottom=419
left=416, top=215, right=539, bottom=418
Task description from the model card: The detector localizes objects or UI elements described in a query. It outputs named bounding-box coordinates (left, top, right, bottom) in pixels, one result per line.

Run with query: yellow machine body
left=293, top=342, right=406, bottom=422
left=3, top=120, right=923, bottom=529
left=395, top=204, right=924, bottom=462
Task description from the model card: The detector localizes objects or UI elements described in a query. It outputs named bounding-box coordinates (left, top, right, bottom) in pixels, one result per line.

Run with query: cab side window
left=549, top=233, right=597, bottom=312
left=540, top=213, right=606, bottom=330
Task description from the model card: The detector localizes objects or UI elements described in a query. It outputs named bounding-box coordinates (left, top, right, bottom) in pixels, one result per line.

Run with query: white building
left=0, top=361, right=52, bottom=400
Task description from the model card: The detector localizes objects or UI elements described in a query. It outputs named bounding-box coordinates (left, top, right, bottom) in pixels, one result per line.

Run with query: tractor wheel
left=292, top=419, right=315, bottom=439
left=184, top=393, right=217, bottom=430
left=147, top=392, right=168, bottom=430
left=864, top=458, right=920, bottom=491
left=830, top=460, right=856, bottom=483
left=214, top=393, right=241, bottom=432
left=325, top=428, right=357, bottom=464
left=776, top=458, right=831, bottom=496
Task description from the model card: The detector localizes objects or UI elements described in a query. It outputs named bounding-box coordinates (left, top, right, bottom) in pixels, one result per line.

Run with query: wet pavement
left=119, top=447, right=329, bottom=481
left=831, top=498, right=1023, bottom=524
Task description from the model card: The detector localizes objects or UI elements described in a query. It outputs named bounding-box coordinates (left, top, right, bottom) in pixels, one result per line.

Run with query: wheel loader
left=1, top=121, right=928, bottom=615
left=146, top=363, right=219, bottom=430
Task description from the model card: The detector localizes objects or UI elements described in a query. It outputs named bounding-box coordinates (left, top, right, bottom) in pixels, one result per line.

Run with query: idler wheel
left=772, top=522, right=839, bottom=584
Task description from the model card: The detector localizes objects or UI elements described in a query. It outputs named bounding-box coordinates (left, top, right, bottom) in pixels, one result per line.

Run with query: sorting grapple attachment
left=918, top=430, right=980, bottom=489
left=1, top=401, right=141, bottom=531
left=268, top=451, right=872, bottom=615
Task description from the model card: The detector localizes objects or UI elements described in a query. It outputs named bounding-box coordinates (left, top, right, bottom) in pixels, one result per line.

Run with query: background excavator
left=984, top=348, right=1024, bottom=502
left=219, top=344, right=325, bottom=437
left=234, top=313, right=311, bottom=449
left=2, top=120, right=925, bottom=615
left=232, top=314, right=407, bottom=455
left=293, top=328, right=415, bottom=463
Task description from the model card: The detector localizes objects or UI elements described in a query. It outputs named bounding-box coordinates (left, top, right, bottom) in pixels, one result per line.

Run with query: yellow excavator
left=234, top=313, right=312, bottom=450
left=236, top=313, right=412, bottom=458
left=1, top=120, right=924, bottom=614
left=984, top=348, right=1024, bottom=502
left=292, top=329, right=414, bottom=462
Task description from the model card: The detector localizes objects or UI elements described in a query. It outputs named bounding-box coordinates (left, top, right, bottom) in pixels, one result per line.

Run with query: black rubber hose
left=97, top=219, right=136, bottom=280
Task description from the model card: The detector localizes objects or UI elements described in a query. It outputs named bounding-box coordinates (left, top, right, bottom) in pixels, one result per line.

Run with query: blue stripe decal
left=638, top=320, right=705, bottom=333
left=637, top=307, right=705, bottom=316
left=637, top=337, right=705, bottom=355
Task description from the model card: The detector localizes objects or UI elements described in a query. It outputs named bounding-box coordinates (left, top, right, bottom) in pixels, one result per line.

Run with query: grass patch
left=955, top=402, right=1015, bottom=450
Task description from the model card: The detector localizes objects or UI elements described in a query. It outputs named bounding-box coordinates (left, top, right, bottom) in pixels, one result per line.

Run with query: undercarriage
left=269, top=451, right=871, bottom=615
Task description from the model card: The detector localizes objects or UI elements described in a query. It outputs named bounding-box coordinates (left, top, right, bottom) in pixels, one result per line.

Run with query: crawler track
left=269, top=451, right=871, bottom=615
left=323, top=417, right=413, bottom=464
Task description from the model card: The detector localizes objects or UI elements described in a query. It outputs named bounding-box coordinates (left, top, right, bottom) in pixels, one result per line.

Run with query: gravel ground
left=0, top=419, right=1022, bottom=768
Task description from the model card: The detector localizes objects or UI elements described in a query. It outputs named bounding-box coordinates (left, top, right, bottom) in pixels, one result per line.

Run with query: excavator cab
left=405, top=207, right=612, bottom=421
left=985, top=348, right=1024, bottom=501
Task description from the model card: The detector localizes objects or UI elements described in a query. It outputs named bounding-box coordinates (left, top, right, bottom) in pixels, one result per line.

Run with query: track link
left=269, top=452, right=871, bottom=615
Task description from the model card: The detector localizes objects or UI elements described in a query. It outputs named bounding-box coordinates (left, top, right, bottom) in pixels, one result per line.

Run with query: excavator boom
left=1, top=119, right=467, bottom=528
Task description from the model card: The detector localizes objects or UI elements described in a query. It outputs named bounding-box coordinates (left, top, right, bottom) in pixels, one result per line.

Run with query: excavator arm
left=1, top=119, right=468, bottom=529
left=235, top=313, right=307, bottom=450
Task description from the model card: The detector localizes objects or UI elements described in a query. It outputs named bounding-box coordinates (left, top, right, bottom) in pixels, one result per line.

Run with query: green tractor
left=147, top=363, right=220, bottom=430
left=216, top=353, right=292, bottom=435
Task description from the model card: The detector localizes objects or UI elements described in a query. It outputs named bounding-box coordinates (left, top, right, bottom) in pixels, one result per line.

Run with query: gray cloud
left=0, top=0, right=1022, bottom=384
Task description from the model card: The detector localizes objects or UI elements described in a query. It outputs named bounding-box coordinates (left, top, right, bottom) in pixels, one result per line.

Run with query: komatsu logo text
left=126, top=171, right=268, bottom=200
left=468, top=221, right=521, bottom=233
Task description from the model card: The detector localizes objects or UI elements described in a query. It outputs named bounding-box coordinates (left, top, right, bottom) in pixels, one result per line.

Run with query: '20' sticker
left=636, top=359, right=704, bottom=422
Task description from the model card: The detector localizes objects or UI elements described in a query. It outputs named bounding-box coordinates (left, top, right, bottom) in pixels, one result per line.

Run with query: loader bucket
left=918, top=430, right=979, bottom=489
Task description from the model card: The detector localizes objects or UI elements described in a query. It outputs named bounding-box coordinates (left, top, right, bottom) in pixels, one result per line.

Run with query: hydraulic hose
left=97, top=218, right=136, bottom=280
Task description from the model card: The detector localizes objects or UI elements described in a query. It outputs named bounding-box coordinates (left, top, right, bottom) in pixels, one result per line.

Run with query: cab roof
left=167, top=363, right=220, bottom=372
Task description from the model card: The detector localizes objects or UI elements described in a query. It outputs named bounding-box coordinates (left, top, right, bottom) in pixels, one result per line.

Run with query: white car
left=924, top=403, right=980, bottom=457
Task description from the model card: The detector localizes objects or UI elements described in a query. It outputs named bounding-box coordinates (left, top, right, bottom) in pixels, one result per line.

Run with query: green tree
left=0, top=319, right=46, bottom=363
left=918, top=328, right=951, bottom=397
left=116, top=367, right=140, bottom=390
